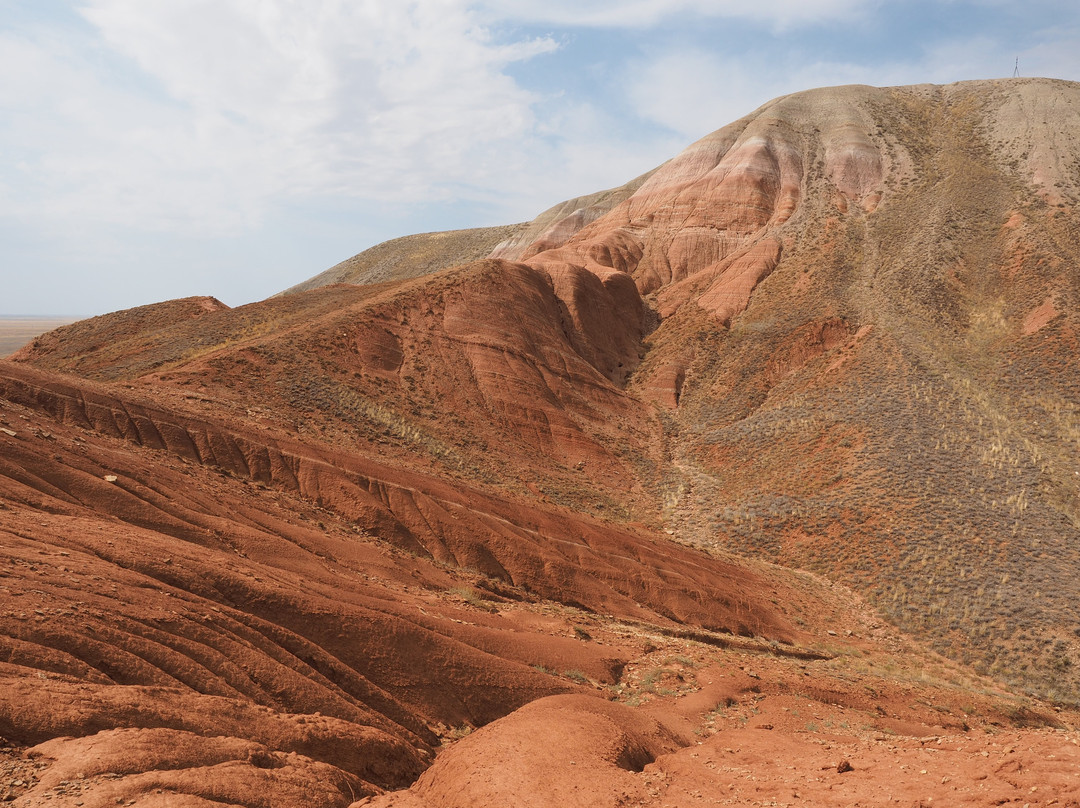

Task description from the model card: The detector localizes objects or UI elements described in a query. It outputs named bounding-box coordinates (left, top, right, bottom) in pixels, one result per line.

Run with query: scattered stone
left=837, top=759, right=854, bottom=773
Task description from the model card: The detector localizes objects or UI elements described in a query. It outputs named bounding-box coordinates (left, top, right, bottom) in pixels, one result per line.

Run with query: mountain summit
left=4, top=78, right=1080, bottom=806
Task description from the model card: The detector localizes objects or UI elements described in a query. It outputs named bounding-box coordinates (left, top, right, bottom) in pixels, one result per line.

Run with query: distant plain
left=0, top=317, right=79, bottom=358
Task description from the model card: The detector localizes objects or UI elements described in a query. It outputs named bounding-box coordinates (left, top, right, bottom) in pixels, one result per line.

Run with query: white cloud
left=625, top=51, right=764, bottom=141
left=624, top=48, right=891, bottom=142
left=0, top=1, right=561, bottom=236
left=2, top=0, right=1077, bottom=316
left=0, top=0, right=991, bottom=246
left=478, top=0, right=874, bottom=29
left=623, top=23, right=1080, bottom=145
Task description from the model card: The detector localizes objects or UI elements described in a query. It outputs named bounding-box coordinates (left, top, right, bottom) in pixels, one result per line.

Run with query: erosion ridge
left=4, top=78, right=1080, bottom=807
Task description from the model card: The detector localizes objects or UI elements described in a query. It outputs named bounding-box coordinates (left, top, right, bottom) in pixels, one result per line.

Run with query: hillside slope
left=279, top=167, right=659, bottom=295
left=278, top=225, right=526, bottom=294
left=616, top=78, right=1080, bottom=702
left=5, top=77, right=1080, bottom=806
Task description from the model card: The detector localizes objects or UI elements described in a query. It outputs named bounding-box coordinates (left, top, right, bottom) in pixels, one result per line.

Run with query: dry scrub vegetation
left=651, top=82, right=1080, bottom=704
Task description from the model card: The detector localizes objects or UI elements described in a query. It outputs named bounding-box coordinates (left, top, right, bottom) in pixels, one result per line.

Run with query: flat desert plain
left=0, top=318, right=78, bottom=358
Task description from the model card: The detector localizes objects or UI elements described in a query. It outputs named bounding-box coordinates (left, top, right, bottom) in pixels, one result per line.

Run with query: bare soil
left=3, top=78, right=1080, bottom=807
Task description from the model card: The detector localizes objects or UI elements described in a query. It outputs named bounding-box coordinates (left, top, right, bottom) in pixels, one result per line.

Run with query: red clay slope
left=6, top=78, right=1080, bottom=806
left=0, top=350, right=811, bottom=804
left=13, top=259, right=658, bottom=520
left=511, top=78, right=1080, bottom=703
left=4, top=378, right=1074, bottom=807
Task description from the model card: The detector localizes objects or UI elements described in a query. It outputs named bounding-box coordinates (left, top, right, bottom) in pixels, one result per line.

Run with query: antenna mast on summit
left=1014, top=58, right=1020, bottom=78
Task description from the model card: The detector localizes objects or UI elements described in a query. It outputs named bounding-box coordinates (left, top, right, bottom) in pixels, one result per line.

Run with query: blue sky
left=1, top=0, right=1078, bottom=316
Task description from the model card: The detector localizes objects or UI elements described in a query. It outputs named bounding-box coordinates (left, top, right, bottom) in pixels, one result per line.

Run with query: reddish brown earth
left=4, top=78, right=1080, bottom=806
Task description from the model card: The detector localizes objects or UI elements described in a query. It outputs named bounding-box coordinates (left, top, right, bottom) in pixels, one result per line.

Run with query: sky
left=1, top=1, right=1078, bottom=317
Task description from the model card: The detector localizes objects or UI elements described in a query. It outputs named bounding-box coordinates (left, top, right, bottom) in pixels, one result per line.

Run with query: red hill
left=4, top=78, right=1080, bottom=806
